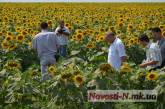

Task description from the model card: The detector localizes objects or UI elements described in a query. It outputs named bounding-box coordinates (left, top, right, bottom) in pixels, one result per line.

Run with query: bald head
left=105, top=32, right=116, bottom=43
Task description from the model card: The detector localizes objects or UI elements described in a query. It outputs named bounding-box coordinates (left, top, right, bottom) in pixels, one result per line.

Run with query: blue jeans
left=59, top=45, right=67, bottom=57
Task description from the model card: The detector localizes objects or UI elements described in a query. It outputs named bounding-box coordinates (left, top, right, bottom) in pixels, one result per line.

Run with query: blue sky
left=0, top=0, right=165, bottom=2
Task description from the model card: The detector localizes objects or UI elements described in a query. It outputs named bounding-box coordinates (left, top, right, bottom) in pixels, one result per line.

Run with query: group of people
left=105, top=27, right=165, bottom=71
left=32, top=21, right=70, bottom=81
left=32, top=21, right=165, bottom=81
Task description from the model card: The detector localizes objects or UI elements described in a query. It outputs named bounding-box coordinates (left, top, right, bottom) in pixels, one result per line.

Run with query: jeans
left=40, top=57, right=56, bottom=81
left=59, top=45, right=67, bottom=57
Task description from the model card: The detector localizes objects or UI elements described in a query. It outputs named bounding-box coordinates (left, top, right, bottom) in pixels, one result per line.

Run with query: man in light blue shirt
left=32, top=22, right=59, bottom=81
left=55, top=20, right=70, bottom=57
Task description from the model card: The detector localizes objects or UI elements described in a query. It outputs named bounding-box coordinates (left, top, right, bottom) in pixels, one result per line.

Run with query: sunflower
left=0, top=32, right=3, bottom=36
left=76, top=33, right=83, bottom=41
left=128, top=38, right=135, bottom=47
left=76, top=20, right=80, bottom=24
left=89, top=30, right=94, bottom=34
left=48, top=20, right=52, bottom=25
left=159, top=25, right=164, bottom=30
left=65, top=23, right=70, bottom=27
left=86, top=42, right=95, bottom=49
left=1, top=41, right=9, bottom=49
left=146, top=72, right=158, bottom=81
left=76, top=29, right=83, bottom=34
left=120, top=63, right=132, bottom=74
left=109, top=26, right=115, bottom=31
left=7, top=32, right=13, bottom=36
left=5, top=35, right=13, bottom=41
left=60, top=72, right=72, bottom=81
left=5, top=60, right=21, bottom=70
left=100, top=28, right=105, bottom=33
left=97, top=35, right=104, bottom=41
left=16, top=34, right=25, bottom=42
left=118, top=22, right=124, bottom=28
left=99, top=63, right=115, bottom=73
left=68, top=26, right=72, bottom=30
left=9, top=44, right=17, bottom=51
left=16, top=27, right=22, bottom=33
left=138, top=72, right=146, bottom=79
left=73, top=74, right=84, bottom=86
left=48, top=65, right=56, bottom=74
left=162, top=31, right=165, bottom=37
left=21, top=31, right=27, bottom=36
left=127, top=24, right=133, bottom=30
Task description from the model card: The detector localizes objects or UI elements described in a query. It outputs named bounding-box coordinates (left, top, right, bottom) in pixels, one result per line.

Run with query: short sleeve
left=117, top=42, right=126, bottom=57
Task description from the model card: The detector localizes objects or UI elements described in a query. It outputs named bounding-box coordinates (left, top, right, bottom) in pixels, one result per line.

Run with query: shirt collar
left=41, top=29, right=48, bottom=33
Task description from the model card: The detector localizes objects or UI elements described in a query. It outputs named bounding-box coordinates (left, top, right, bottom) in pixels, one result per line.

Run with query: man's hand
left=139, top=63, right=147, bottom=68
left=121, top=56, right=127, bottom=63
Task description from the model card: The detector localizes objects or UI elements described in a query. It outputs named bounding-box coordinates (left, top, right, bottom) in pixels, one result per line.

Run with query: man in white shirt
left=32, top=22, right=59, bottom=81
left=151, top=27, right=165, bottom=68
left=105, top=32, right=127, bottom=70
left=55, top=20, right=70, bottom=57
left=139, top=34, right=162, bottom=70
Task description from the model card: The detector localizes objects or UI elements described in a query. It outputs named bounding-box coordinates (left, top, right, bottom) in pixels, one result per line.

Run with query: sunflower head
left=99, top=63, right=115, bottom=74
left=5, top=60, right=21, bottom=70
left=9, top=44, right=17, bottom=51
left=162, top=31, right=165, bottom=37
left=5, top=35, right=13, bottom=41
left=86, top=42, right=95, bottom=49
left=16, top=27, right=22, bottom=33
left=120, top=63, right=132, bottom=74
left=76, top=33, right=83, bottom=41
left=73, top=74, right=84, bottom=86
left=60, top=72, right=73, bottom=81
left=16, top=35, right=25, bottom=42
left=0, top=32, right=3, bottom=36
left=1, top=41, right=9, bottom=49
left=48, top=65, right=56, bottom=75
left=146, top=72, right=158, bottom=81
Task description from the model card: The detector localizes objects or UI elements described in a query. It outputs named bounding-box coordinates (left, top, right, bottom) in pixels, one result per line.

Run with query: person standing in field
left=139, top=34, right=162, bottom=70
left=32, top=22, right=59, bottom=81
left=105, top=32, right=127, bottom=71
left=55, top=20, right=70, bottom=58
left=151, top=27, right=165, bottom=68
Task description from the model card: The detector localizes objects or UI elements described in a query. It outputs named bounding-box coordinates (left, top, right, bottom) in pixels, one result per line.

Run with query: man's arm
left=121, top=56, right=127, bottom=63
left=139, top=61, right=158, bottom=68
left=140, top=45, right=161, bottom=68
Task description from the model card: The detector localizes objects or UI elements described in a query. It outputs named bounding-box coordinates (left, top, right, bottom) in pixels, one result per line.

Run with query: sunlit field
left=0, top=3, right=165, bottom=109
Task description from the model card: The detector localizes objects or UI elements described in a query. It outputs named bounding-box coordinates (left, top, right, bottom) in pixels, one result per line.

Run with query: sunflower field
left=0, top=3, right=165, bottom=109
